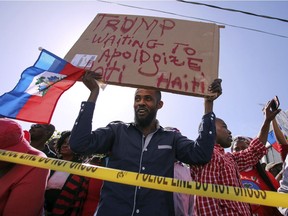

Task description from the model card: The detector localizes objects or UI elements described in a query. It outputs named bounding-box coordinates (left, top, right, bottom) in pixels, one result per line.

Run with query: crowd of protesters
left=0, top=71, right=288, bottom=216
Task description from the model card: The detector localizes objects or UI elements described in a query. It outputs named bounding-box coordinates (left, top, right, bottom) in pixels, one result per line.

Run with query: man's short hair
left=135, top=88, right=162, bottom=102
left=45, top=124, right=55, bottom=139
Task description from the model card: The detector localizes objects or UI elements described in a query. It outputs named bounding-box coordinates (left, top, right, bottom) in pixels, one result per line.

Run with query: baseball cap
left=0, top=118, right=31, bottom=153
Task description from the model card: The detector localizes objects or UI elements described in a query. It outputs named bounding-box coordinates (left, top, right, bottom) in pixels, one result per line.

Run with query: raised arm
left=257, top=100, right=281, bottom=144
left=82, top=71, right=103, bottom=103
left=204, top=78, right=222, bottom=114
left=69, top=71, right=105, bottom=155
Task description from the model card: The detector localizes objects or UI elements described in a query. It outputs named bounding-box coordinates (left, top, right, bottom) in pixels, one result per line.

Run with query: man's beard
left=135, top=109, right=157, bottom=128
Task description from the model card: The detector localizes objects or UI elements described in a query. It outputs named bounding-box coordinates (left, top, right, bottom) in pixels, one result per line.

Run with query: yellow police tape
left=1, top=149, right=288, bottom=208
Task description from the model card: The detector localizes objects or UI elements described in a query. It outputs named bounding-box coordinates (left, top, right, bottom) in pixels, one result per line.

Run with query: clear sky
left=1, top=1, right=288, bottom=145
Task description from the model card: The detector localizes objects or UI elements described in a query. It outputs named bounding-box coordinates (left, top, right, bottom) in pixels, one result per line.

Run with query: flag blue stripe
left=35, top=49, right=66, bottom=73
left=0, top=92, right=30, bottom=118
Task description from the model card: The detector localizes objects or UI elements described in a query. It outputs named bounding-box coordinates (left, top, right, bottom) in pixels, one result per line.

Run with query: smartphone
left=270, top=96, right=280, bottom=111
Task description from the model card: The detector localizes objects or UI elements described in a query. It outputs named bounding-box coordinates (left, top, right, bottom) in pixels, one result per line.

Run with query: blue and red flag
left=267, top=130, right=281, bottom=152
left=0, top=49, right=85, bottom=124
left=267, top=110, right=288, bottom=153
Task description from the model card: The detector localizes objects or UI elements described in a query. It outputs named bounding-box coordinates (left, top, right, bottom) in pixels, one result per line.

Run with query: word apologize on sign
left=65, top=13, right=221, bottom=97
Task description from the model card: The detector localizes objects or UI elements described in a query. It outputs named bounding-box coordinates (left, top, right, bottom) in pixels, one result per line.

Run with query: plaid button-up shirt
left=191, top=138, right=267, bottom=216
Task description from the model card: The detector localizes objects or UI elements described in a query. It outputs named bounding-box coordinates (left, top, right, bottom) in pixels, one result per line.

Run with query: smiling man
left=69, top=71, right=222, bottom=216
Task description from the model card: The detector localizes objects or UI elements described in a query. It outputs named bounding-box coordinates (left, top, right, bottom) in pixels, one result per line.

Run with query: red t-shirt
left=81, top=178, right=103, bottom=216
left=240, top=167, right=282, bottom=216
left=0, top=149, right=49, bottom=216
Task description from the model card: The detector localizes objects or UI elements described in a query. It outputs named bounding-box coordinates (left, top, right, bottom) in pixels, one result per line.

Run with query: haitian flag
left=267, top=110, right=288, bottom=153
left=0, top=49, right=85, bottom=124
left=267, top=130, right=281, bottom=152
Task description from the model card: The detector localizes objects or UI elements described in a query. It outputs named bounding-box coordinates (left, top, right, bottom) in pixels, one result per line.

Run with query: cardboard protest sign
left=64, top=13, right=221, bottom=97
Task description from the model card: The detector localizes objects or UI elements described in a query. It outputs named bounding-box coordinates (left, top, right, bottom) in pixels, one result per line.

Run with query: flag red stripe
left=16, top=64, right=85, bottom=123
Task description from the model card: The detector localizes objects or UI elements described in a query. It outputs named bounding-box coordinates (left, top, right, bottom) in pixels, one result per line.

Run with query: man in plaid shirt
left=190, top=99, right=280, bottom=215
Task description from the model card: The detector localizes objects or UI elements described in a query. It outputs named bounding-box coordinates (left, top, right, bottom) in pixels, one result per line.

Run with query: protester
left=174, top=160, right=194, bottom=216
left=69, top=71, right=222, bottom=216
left=277, top=155, right=288, bottom=215
left=47, top=137, right=59, bottom=157
left=231, top=135, right=282, bottom=216
left=190, top=99, right=280, bottom=215
left=44, top=130, right=91, bottom=215
left=81, top=155, right=106, bottom=216
left=29, top=123, right=57, bottom=158
left=165, top=127, right=194, bottom=216
left=269, top=118, right=288, bottom=182
left=266, top=161, right=284, bottom=181
left=0, top=118, right=50, bottom=216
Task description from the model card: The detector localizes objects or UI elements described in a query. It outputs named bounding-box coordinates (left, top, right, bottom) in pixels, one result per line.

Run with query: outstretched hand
left=263, top=100, right=281, bottom=122
left=205, top=78, right=222, bottom=102
left=82, top=71, right=103, bottom=92
left=203, top=78, right=222, bottom=114
left=82, top=71, right=103, bottom=102
left=258, top=99, right=281, bottom=145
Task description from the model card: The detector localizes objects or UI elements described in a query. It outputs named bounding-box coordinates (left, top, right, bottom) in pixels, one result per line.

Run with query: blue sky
left=1, top=1, right=287, bottom=144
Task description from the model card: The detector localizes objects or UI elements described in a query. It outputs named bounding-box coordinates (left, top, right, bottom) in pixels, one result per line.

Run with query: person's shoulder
left=110, top=120, right=125, bottom=124
left=20, top=148, right=50, bottom=176
left=163, top=127, right=180, bottom=132
left=211, top=146, right=228, bottom=162
left=108, top=120, right=133, bottom=128
left=28, top=147, right=47, bottom=158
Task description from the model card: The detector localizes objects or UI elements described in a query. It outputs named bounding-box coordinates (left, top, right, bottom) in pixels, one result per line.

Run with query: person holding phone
left=190, top=98, right=280, bottom=216
left=270, top=96, right=280, bottom=112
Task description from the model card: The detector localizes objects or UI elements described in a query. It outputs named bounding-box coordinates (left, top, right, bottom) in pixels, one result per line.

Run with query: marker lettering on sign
left=92, top=34, right=164, bottom=50
left=157, top=72, right=206, bottom=93
left=93, top=14, right=175, bottom=38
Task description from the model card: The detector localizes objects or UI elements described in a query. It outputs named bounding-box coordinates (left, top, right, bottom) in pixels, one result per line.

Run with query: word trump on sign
left=65, top=13, right=221, bottom=97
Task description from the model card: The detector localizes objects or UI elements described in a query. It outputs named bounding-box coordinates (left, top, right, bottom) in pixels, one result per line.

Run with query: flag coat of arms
left=0, top=49, right=85, bottom=124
